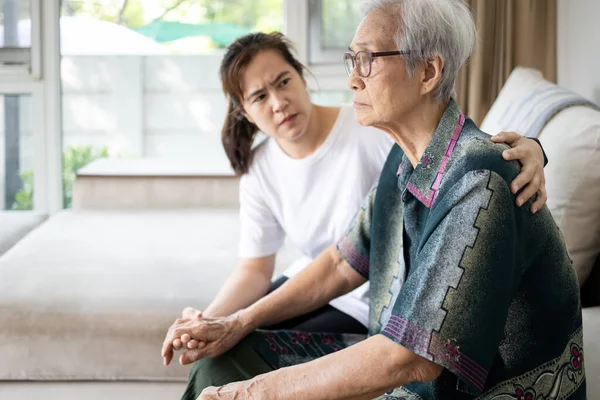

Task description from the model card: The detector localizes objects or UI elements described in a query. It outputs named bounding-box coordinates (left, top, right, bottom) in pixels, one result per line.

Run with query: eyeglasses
left=343, top=50, right=414, bottom=77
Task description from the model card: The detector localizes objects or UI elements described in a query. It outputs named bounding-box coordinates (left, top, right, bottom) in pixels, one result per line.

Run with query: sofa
left=481, top=67, right=600, bottom=397
left=0, top=67, right=598, bottom=399
left=0, top=213, right=47, bottom=258
left=0, top=209, right=304, bottom=399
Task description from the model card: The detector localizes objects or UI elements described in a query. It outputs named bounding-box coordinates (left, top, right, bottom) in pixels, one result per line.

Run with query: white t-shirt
left=238, top=106, right=394, bottom=327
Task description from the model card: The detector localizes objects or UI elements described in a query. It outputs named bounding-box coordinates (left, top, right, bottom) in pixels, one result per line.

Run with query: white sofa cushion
left=0, top=210, right=300, bottom=381
left=582, top=307, right=600, bottom=397
left=481, top=67, right=600, bottom=285
left=0, top=213, right=47, bottom=257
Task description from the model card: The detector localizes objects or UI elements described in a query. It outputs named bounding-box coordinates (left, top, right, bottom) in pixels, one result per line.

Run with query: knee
left=183, top=355, right=245, bottom=400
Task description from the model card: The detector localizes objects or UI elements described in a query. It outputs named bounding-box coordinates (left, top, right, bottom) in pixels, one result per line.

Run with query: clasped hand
left=161, top=307, right=248, bottom=366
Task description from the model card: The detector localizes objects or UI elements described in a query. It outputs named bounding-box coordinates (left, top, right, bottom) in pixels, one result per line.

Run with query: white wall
left=60, top=55, right=229, bottom=166
left=558, top=0, right=600, bottom=104
left=59, top=55, right=349, bottom=170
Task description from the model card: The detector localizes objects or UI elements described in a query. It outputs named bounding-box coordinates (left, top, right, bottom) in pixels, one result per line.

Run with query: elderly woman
left=162, top=0, right=585, bottom=398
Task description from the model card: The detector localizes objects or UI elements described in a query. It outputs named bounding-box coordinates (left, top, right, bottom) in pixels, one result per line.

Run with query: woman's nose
left=271, top=93, right=289, bottom=112
left=348, top=69, right=365, bottom=91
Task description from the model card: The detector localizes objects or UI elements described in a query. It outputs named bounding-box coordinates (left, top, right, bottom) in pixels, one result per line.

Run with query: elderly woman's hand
left=168, top=307, right=204, bottom=352
left=198, top=379, right=264, bottom=400
left=161, top=310, right=250, bottom=366
left=491, top=131, right=547, bottom=213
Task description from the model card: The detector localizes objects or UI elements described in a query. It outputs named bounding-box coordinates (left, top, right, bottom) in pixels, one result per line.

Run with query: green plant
left=11, top=170, right=34, bottom=210
left=11, top=145, right=109, bottom=210
left=62, top=145, right=109, bottom=208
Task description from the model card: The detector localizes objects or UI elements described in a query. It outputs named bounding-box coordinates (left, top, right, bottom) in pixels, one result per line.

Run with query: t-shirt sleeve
left=381, top=170, right=522, bottom=394
left=238, top=172, right=285, bottom=258
left=335, top=181, right=378, bottom=279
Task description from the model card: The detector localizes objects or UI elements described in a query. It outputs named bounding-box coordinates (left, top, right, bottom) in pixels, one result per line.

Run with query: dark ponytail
left=221, top=101, right=259, bottom=175
left=220, top=32, right=305, bottom=175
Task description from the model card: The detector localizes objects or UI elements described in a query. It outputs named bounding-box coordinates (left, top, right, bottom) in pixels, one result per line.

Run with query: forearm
left=240, top=245, right=364, bottom=330
left=251, top=335, right=441, bottom=399
left=204, top=260, right=273, bottom=318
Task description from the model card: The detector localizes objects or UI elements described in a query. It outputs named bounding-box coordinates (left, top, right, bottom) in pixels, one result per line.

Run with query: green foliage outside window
left=62, top=0, right=283, bottom=50
left=11, top=145, right=109, bottom=210
left=62, top=146, right=109, bottom=209
left=11, top=170, right=34, bottom=211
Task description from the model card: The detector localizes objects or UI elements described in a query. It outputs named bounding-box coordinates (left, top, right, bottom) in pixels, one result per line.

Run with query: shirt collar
left=398, top=99, right=465, bottom=208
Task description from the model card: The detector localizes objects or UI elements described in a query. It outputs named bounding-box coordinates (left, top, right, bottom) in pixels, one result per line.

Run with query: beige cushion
left=582, top=307, right=600, bottom=398
left=481, top=67, right=600, bottom=285
left=0, top=210, right=300, bottom=381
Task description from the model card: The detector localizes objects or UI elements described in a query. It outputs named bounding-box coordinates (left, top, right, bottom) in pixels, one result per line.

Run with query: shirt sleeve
left=335, top=181, right=378, bottom=279
left=381, top=170, right=522, bottom=395
left=238, top=172, right=285, bottom=258
left=529, top=137, right=549, bottom=166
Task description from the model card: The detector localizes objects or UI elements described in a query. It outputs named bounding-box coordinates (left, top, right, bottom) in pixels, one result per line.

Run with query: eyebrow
left=349, top=41, right=373, bottom=52
left=246, top=71, right=291, bottom=101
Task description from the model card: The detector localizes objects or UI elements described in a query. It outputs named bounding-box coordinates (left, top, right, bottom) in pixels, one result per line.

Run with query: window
left=0, top=0, right=49, bottom=212
left=0, top=0, right=41, bottom=77
left=0, top=94, right=33, bottom=210
left=59, top=0, right=284, bottom=206
left=0, top=0, right=31, bottom=67
left=308, top=0, right=363, bottom=65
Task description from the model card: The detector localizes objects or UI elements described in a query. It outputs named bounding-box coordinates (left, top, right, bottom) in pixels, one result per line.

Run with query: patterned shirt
left=337, top=100, right=586, bottom=399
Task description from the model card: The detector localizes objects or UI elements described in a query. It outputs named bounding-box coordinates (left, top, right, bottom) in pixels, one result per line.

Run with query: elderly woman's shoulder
left=449, top=121, right=521, bottom=185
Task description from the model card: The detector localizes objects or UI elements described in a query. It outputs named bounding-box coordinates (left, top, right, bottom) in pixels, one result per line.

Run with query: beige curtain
left=456, top=0, right=557, bottom=125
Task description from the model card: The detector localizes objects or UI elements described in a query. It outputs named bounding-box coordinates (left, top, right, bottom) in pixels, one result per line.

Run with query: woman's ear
left=421, top=55, right=444, bottom=96
left=241, top=109, right=254, bottom=124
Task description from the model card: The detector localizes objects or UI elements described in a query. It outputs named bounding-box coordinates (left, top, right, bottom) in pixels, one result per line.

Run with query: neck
left=275, top=104, right=338, bottom=159
left=379, top=98, right=448, bottom=167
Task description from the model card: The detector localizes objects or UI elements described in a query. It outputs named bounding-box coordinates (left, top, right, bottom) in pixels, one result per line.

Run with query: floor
left=0, top=381, right=186, bottom=400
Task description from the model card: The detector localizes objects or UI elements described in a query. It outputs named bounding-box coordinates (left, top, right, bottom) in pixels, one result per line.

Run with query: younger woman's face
left=240, top=49, right=313, bottom=143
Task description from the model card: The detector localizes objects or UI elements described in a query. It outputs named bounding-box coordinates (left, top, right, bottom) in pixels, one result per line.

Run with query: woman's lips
left=280, top=114, right=298, bottom=125
left=353, top=101, right=369, bottom=108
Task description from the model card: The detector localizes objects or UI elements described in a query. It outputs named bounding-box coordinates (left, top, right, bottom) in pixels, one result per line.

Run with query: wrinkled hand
left=198, top=380, right=261, bottom=400
left=171, top=307, right=204, bottom=352
left=491, top=131, right=547, bottom=213
left=161, top=310, right=249, bottom=366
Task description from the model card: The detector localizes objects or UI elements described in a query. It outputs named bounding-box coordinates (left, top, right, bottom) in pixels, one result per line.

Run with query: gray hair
left=362, top=0, right=476, bottom=102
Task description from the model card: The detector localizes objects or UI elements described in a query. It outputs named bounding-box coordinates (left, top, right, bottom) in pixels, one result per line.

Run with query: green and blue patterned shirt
left=337, top=100, right=586, bottom=399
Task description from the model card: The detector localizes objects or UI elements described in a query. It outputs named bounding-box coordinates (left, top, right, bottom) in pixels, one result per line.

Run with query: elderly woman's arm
left=239, top=246, right=364, bottom=329
left=161, top=244, right=366, bottom=366
left=199, top=335, right=442, bottom=400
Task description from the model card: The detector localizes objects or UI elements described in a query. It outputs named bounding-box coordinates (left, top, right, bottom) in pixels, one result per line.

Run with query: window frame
left=307, top=0, right=355, bottom=65
left=0, top=83, right=44, bottom=212
left=0, top=0, right=42, bottom=79
left=0, top=0, right=62, bottom=213
left=284, top=0, right=351, bottom=96
left=2, top=0, right=354, bottom=214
